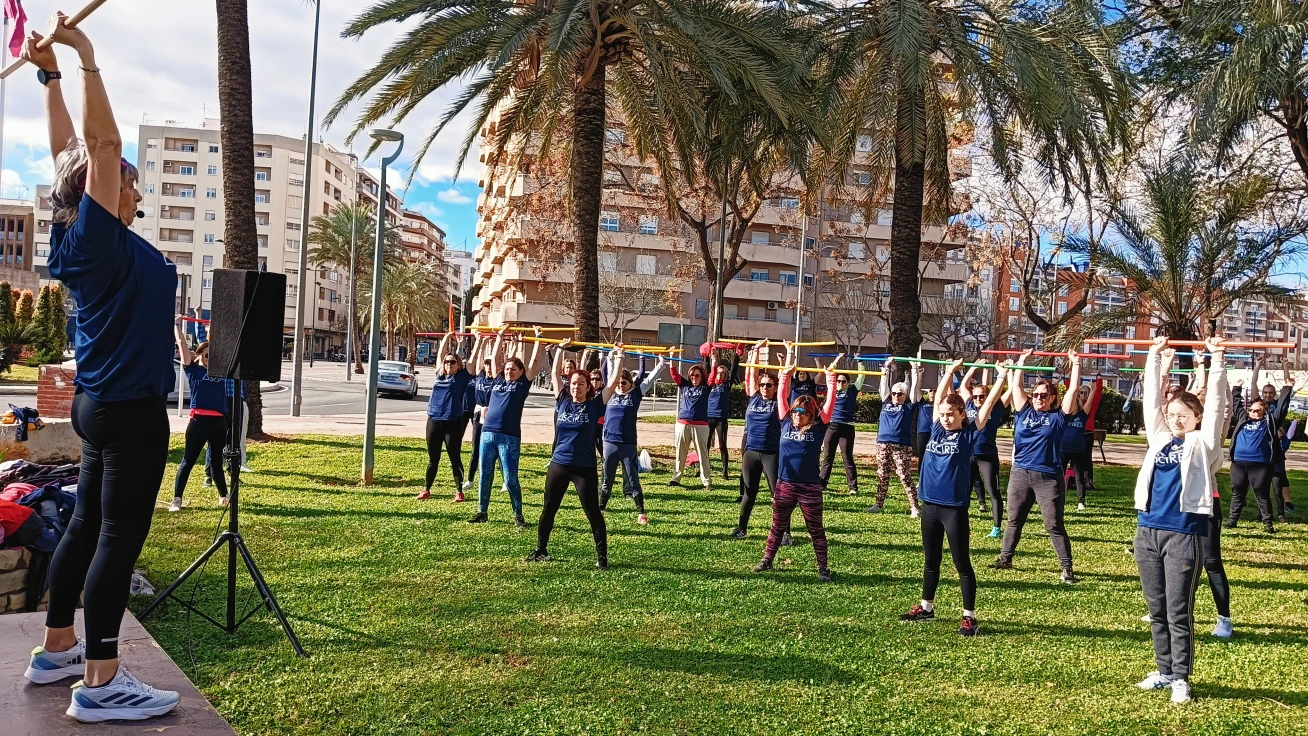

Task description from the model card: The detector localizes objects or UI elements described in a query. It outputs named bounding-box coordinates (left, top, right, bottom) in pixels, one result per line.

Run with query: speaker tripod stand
left=139, top=383, right=306, bottom=657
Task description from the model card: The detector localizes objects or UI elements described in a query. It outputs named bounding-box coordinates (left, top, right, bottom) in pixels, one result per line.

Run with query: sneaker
left=1077, top=502, right=1086, bottom=511
left=218, top=496, right=229, bottom=507
left=668, top=479, right=682, bottom=487
left=1170, top=678, right=1192, bottom=704
left=66, top=667, right=180, bottom=723
left=468, top=512, right=488, bottom=524
left=865, top=505, right=884, bottom=514
left=1141, top=613, right=1153, bottom=623
left=702, top=480, right=712, bottom=489
left=899, top=605, right=936, bottom=623
left=817, top=568, right=833, bottom=582
left=1136, top=671, right=1174, bottom=690
left=752, top=559, right=773, bottom=573
left=1061, top=569, right=1078, bottom=585
left=729, top=527, right=747, bottom=539
left=501, top=483, right=509, bottom=494
left=203, top=477, right=213, bottom=487
left=596, top=556, right=609, bottom=570
left=637, top=514, right=649, bottom=525
left=959, top=616, right=978, bottom=637
left=1263, top=522, right=1276, bottom=534
left=909, top=507, right=920, bottom=519
left=461, top=480, right=473, bottom=492
left=1223, top=520, right=1237, bottom=529
left=988, top=526, right=1001, bottom=539
left=780, top=532, right=793, bottom=547
left=240, top=464, right=254, bottom=473
left=167, top=498, right=182, bottom=513
left=848, top=489, right=858, bottom=496
left=525, top=550, right=552, bottom=562
left=1286, top=502, right=1296, bottom=513
left=1212, top=616, right=1233, bottom=639
left=514, top=513, right=527, bottom=529
left=1279, top=515, right=1288, bottom=523
left=24, top=640, right=85, bottom=684
left=453, top=490, right=466, bottom=503
left=415, top=489, right=431, bottom=501
left=990, top=557, right=1013, bottom=570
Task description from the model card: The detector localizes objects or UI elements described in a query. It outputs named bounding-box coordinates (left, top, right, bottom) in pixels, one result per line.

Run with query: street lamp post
left=290, top=0, right=323, bottom=417
left=362, top=128, right=404, bottom=485
left=309, top=280, right=321, bottom=367
left=345, top=207, right=356, bottom=381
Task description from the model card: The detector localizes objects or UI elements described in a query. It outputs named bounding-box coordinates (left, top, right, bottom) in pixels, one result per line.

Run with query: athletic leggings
left=1228, top=460, right=1274, bottom=525
left=1272, top=467, right=1290, bottom=519
left=1083, top=430, right=1096, bottom=484
left=738, top=449, right=778, bottom=531
left=601, top=441, right=644, bottom=513
left=425, top=416, right=468, bottom=491
left=537, top=462, right=607, bottom=560
left=1062, top=450, right=1091, bottom=504
left=969, top=454, right=1002, bottom=528
left=920, top=502, right=976, bottom=611
left=174, top=413, right=228, bottom=499
left=819, top=423, right=858, bottom=493
left=707, top=417, right=731, bottom=477
left=47, top=392, right=169, bottom=660
left=466, top=412, right=484, bottom=485
left=875, top=442, right=919, bottom=510
left=763, top=480, right=828, bottom=570
left=1203, top=497, right=1231, bottom=618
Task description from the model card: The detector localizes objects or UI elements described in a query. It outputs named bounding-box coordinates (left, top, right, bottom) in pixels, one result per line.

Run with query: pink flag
left=2, top=0, right=26, bottom=60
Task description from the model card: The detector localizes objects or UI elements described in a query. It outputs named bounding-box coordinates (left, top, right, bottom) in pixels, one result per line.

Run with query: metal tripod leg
left=137, top=531, right=233, bottom=621
left=232, top=532, right=306, bottom=656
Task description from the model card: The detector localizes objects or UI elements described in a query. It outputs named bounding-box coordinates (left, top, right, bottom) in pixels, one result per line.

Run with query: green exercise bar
left=889, top=357, right=1057, bottom=372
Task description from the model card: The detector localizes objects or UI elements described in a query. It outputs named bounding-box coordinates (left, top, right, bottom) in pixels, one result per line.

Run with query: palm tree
left=1064, top=156, right=1308, bottom=343
left=0, top=322, right=38, bottom=376
left=818, top=0, right=1130, bottom=359
left=359, top=261, right=446, bottom=365
left=325, top=0, right=793, bottom=341
left=215, top=0, right=265, bottom=435
left=306, top=202, right=403, bottom=374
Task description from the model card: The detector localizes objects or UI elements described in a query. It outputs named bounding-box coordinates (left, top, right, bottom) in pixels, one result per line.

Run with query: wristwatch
left=37, top=69, right=62, bottom=86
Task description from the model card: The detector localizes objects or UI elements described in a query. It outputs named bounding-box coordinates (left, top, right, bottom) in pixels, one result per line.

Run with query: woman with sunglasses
left=868, top=357, right=922, bottom=516
left=601, top=352, right=666, bottom=524
left=527, top=341, right=622, bottom=567
left=819, top=355, right=866, bottom=495
left=417, top=331, right=473, bottom=501
left=1226, top=377, right=1287, bottom=534
left=732, top=341, right=783, bottom=539
left=956, top=363, right=1012, bottom=539
left=168, top=317, right=229, bottom=511
left=900, top=359, right=1009, bottom=636
left=706, top=353, right=737, bottom=480
left=668, top=361, right=713, bottom=489
left=994, top=348, right=1081, bottom=584
left=751, top=352, right=841, bottom=581
left=472, top=327, right=546, bottom=526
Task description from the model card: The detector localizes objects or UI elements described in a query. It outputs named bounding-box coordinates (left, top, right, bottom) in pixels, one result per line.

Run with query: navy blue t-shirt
left=49, top=194, right=176, bottom=401
left=482, top=375, right=532, bottom=437
left=744, top=394, right=781, bottom=453
left=1232, top=418, right=1272, bottom=463
left=966, top=400, right=1008, bottom=457
left=915, top=400, right=934, bottom=434
left=779, top=416, right=826, bottom=483
left=830, top=385, right=860, bottom=425
left=707, top=375, right=733, bottom=419
left=677, top=382, right=710, bottom=423
left=789, top=377, right=817, bottom=403
left=603, top=386, right=644, bottom=445
left=1012, top=404, right=1067, bottom=474
left=553, top=394, right=605, bottom=466
left=474, top=370, right=494, bottom=407
left=1061, top=410, right=1088, bottom=453
left=918, top=422, right=980, bottom=507
left=183, top=363, right=227, bottom=415
left=1139, top=436, right=1207, bottom=536
left=426, top=367, right=471, bottom=421
left=877, top=400, right=914, bottom=445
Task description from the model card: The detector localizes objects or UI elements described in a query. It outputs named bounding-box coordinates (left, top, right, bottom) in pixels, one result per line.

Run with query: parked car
left=376, top=360, right=419, bottom=399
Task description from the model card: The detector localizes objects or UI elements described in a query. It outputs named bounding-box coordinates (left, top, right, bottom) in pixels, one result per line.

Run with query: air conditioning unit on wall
left=767, top=301, right=779, bottom=310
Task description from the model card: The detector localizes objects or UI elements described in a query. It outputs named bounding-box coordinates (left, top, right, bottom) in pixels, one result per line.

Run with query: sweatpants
left=671, top=422, right=711, bottom=486
left=1063, top=450, right=1091, bottom=504
left=738, top=449, right=779, bottom=531
left=820, top=423, right=859, bottom=493
left=707, top=417, right=731, bottom=477
left=425, top=416, right=469, bottom=491
left=875, top=441, right=919, bottom=510
left=1203, top=498, right=1231, bottom=618
left=174, top=413, right=228, bottom=499
left=601, top=441, right=644, bottom=513
left=537, top=462, right=607, bottom=560
left=920, top=502, right=976, bottom=611
left=466, top=412, right=484, bottom=485
left=47, top=392, right=169, bottom=660
left=999, top=467, right=1074, bottom=571
left=763, top=480, right=828, bottom=570
left=477, top=430, right=523, bottom=516
left=969, top=454, right=1002, bottom=527
left=1228, top=461, right=1274, bottom=525
left=1135, top=525, right=1203, bottom=679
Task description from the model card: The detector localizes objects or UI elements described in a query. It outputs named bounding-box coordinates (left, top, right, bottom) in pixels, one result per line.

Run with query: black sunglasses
left=443, top=358, right=458, bottom=365
left=1030, top=391, right=1052, bottom=398
left=759, top=382, right=775, bottom=388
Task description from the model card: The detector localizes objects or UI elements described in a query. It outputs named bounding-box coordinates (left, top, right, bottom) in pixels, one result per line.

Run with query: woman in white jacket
left=1132, top=335, right=1227, bottom=705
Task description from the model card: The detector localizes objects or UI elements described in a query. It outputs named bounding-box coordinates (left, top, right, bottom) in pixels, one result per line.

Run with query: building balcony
left=751, top=203, right=805, bottom=228
left=498, top=300, right=571, bottom=326
left=920, top=261, right=969, bottom=283
left=738, top=241, right=802, bottom=265
left=721, top=317, right=796, bottom=342
left=725, top=278, right=791, bottom=302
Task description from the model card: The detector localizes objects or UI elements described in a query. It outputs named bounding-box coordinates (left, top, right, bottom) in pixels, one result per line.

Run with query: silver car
left=376, top=360, right=419, bottom=399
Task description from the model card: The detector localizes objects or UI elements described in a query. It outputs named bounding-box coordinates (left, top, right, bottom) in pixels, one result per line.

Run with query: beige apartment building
left=0, top=200, right=38, bottom=292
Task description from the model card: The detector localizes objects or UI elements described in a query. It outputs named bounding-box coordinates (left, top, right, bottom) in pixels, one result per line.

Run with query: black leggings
left=1063, top=450, right=1090, bottom=504
left=913, top=430, right=930, bottom=459
left=425, top=416, right=468, bottom=491
left=819, top=423, right=858, bottom=493
left=707, top=417, right=730, bottom=477
left=1272, top=467, right=1290, bottom=519
left=47, top=392, right=169, bottom=660
left=601, top=441, right=644, bottom=513
left=174, top=414, right=228, bottom=499
left=466, top=412, right=481, bottom=484
left=738, top=449, right=779, bottom=531
left=1204, top=497, right=1231, bottom=618
left=1083, top=430, right=1096, bottom=483
left=537, top=463, right=607, bottom=559
left=969, top=454, right=1002, bottom=527
left=921, top=502, right=976, bottom=611
left=1228, top=460, right=1274, bottom=525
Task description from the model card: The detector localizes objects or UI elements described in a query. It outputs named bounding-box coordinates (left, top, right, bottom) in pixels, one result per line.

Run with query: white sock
left=963, top=609, right=975, bottom=619
left=920, top=600, right=934, bottom=613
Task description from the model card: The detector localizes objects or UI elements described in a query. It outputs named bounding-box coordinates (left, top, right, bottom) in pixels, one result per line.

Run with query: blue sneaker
left=24, top=640, right=85, bottom=683
left=67, top=667, right=180, bottom=723
left=988, top=526, right=1001, bottom=539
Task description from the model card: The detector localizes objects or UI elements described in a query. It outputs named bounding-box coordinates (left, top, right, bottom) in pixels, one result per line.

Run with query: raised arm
left=1249, top=355, right=1262, bottom=397
left=1062, top=350, right=1082, bottom=415
left=935, top=359, right=965, bottom=423
left=1142, top=336, right=1167, bottom=436
left=552, top=338, right=572, bottom=396
left=21, top=31, right=76, bottom=160
left=708, top=352, right=721, bottom=386
left=957, top=363, right=981, bottom=403
left=1086, top=376, right=1103, bottom=420
left=879, top=357, right=893, bottom=398
left=489, top=327, right=507, bottom=377
left=174, top=316, right=193, bottom=365
left=975, top=367, right=1010, bottom=431
left=436, top=331, right=453, bottom=364
left=525, top=333, right=546, bottom=377
left=1009, top=349, right=1034, bottom=413
left=48, top=15, right=120, bottom=214
left=640, top=356, right=665, bottom=394
left=908, top=362, right=922, bottom=403
left=777, top=367, right=793, bottom=420
left=602, top=347, right=623, bottom=402
left=820, top=369, right=839, bottom=423
left=745, top=343, right=761, bottom=395
left=1201, top=340, right=1229, bottom=454
left=1188, top=354, right=1207, bottom=402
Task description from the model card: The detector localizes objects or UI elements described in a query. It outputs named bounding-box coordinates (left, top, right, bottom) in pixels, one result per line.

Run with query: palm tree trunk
left=888, top=157, right=925, bottom=368
left=571, top=65, right=606, bottom=342
left=214, top=0, right=264, bottom=436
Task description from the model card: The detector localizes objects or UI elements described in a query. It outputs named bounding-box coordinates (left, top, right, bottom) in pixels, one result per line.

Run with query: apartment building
left=32, top=186, right=52, bottom=283
left=1217, top=296, right=1308, bottom=368
left=0, top=200, right=38, bottom=292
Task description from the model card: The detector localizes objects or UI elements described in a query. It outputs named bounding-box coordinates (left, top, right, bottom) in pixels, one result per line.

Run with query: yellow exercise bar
left=721, top=338, right=837, bottom=347
left=508, top=326, right=577, bottom=333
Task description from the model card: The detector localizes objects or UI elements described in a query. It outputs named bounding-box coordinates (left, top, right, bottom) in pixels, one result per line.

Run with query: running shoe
left=453, top=491, right=466, bottom=503
left=848, top=488, right=858, bottom=496
left=1212, top=616, right=1233, bottom=639
left=218, top=496, right=229, bottom=507
left=461, top=480, right=473, bottom=492
left=525, top=550, right=552, bottom=562
left=1077, top=502, right=1086, bottom=511
left=415, top=489, right=431, bottom=501
left=1263, top=522, right=1276, bottom=534
left=24, top=640, right=85, bottom=684
left=1286, top=502, right=1296, bottom=513
left=990, top=557, right=1013, bottom=570
left=468, top=512, right=488, bottom=524
left=637, top=514, right=649, bottom=525
left=167, top=498, right=182, bottom=513
left=66, top=667, right=181, bottom=723
left=514, top=513, right=527, bottom=529
left=752, top=559, right=773, bottom=573
left=1223, top=520, right=1237, bottom=529
left=1279, top=515, right=1288, bottom=523
left=240, top=465, right=254, bottom=473
left=1136, top=671, right=1173, bottom=690
left=202, top=477, right=212, bottom=487
left=988, top=526, right=1001, bottom=539
left=780, top=532, right=793, bottom=547
left=1061, top=569, right=1078, bottom=585
left=1170, top=679, right=1192, bottom=704
left=865, top=505, right=884, bottom=514
left=667, top=479, right=682, bottom=487
left=909, top=507, right=920, bottom=519
left=702, top=480, right=712, bottom=489
left=978, top=504, right=991, bottom=516
left=729, top=527, right=747, bottom=539
left=1140, top=613, right=1153, bottom=623
left=899, top=605, right=935, bottom=623
left=596, top=556, right=609, bottom=570
left=959, top=616, right=978, bottom=637
left=817, top=568, right=833, bottom=582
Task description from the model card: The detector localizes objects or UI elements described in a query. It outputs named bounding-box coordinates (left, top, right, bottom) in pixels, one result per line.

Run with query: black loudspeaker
left=208, top=268, right=287, bottom=382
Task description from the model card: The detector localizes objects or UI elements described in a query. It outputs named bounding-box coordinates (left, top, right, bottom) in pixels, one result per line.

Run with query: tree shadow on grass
left=570, top=642, right=859, bottom=684
left=1195, top=683, right=1308, bottom=708
left=240, top=501, right=458, bottom=523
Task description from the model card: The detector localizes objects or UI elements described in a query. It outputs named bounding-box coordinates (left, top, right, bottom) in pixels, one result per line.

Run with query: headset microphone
left=136, top=210, right=145, bottom=218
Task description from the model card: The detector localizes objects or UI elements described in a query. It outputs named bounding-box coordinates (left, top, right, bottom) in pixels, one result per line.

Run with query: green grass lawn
left=0, top=364, right=39, bottom=383
left=133, top=435, right=1307, bottom=735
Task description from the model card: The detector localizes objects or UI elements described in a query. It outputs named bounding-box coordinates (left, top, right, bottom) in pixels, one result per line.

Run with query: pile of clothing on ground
left=0, top=459, right=78, bottom=612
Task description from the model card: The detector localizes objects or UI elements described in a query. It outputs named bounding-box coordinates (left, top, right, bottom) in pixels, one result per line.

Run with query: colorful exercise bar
left=831, top=368, right=883, bottom=376
left=590, top=345, right=699, bottom=364
left=1119, top=367, right=1195, bottom=374
left=982, top=349, right=1132, bottom=360
left=806, top=353, right=890, bottom=360
left=721, top=338, right=837, bottom=347
left=181, top=316, right=210, bottom=325
left=508, top=326, right=577, bottom=332
left=891, top=356, right=1058, bottom=372
left=1127, top=349, right=1251, bottom=359
left=1084, top=338, right=1294, bottom=349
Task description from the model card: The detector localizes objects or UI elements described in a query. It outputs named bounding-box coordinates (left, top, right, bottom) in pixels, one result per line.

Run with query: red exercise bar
left=1084, top=338, right=1294, bottom=349
left=181, top=316, right=210, bottom=324
left=982, top=349, right=1132, bottom=360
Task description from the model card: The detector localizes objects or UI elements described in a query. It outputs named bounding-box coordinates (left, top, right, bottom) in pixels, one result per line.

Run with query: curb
left=0, top=384, right=38, bottom=395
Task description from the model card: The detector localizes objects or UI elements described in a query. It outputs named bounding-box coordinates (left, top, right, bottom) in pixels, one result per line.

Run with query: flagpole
left=1, top=15, right=9, bottom=191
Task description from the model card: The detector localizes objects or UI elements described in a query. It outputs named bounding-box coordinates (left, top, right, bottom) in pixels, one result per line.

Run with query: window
left=257, top=237, right=267, bottom=249
left=180, top=189, right=195, bottom=198
left=146, top=139, right=158, bottom=149
left=599, top=252, right=617, bottom=272
left=289, top=175, right=304, bottom=187
left=255, top=193, right=267, bottom=204
left=141, top=228, right=154, bottom=240
left=202, top=255, right=214, bottom=267
left=286, top=220, right=302, bottom=232
left=208, top=144, right=219, bottom=153
left=636, top=254, right=657, bottom=275
left=1010, top=278, right=1020, bottom=293
left=603, top=170, right=621, bottom=185
left=289, top=157, right=304, bottom=166
left=205, top=210, right=216, bottom=221
left=146, top=161, right=156, bottom=171
left=779, top=270, right=797, bottom=286
left=779, top=197, right=799, bottom=210
left=207, top=165, right=218, bottom=175
left=803, top=274, right=814, bottom=287
left=1057, top=301, right=1068, bottom=315
left=751, top=231, right=771, bottom=245
left=255, top=149, right=271, bottom=158
left=849, top=210, right=865, bottom=225
left=319, top=287, right=326, bottom=300
left=1125, top=326, right=1136, bottom=340
left=751, top=269, right=769, bottom=282
left=203, top=233, right=215, bottom=244
left=1058, top=284, right=1069, bottom=297
left=328, top=271, right=341, bottom=283
left=877, top=209, right=893, bottom=227
left=202, top=278, right=212, bottom=289
left=724, top=304, right=739, bottom=319
left=179, top=165, right=195, bottom=176
left=286, top=239, right=300, bottom=251
left=856, top=172, right=871, bottom=186
left=856, top=134, right=873, bottom=152
left=848, top=242, right=866, bottom=260
left=1008, top=296, right=1020, bottom=311
left=255, top=171, right=268, bottom=181
left=600, top=212, right=619, bottom=231
left=605, top=128, right=626, bottom=144
left=638, top=215, right=658, bottom=235
left=144, top=183, right=155, bottom=194
left=695, top=299, right=709, bottom=320
left=206, top=188, right=217, bottom=198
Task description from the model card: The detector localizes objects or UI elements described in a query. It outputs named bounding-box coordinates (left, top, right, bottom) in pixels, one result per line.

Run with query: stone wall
left=37, top=364, right=77, bottom=419
left=0, top=418, right=81, bottom=464
left=0, top=547, right=42, bottom=614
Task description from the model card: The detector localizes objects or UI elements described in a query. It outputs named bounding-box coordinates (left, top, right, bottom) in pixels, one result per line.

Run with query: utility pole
left=289, top=0, right=322, bottom=416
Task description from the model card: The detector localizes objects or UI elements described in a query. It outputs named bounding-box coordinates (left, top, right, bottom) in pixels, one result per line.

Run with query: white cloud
left=436, top=188, right=472, bottom=205
left=409, top=201, right=444, bottom=219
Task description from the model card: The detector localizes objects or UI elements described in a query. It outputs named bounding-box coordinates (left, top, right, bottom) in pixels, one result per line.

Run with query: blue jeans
left=478, top=430, right=523, bottom=515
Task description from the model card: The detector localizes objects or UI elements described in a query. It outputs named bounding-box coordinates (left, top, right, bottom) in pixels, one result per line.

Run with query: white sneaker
left=1140, top=613, right=1153, bottom=623
left=240, top=464, right=254, bottom=473
left=24, top=640, right=85, bottom=683
left=1212, top=616, right=1233, bottom=639
left=501, top=483, right=509, bottom=494
left=1136, top=671, right=1173, bottom=690
left=202, top=477, right=213, bottom=487
left=218, top=496, right=230, bottom=507
left=1077, top=503, right=1086, bottom=511
left=1170, top=678, right=1192, bottom=704
left=167, top=498, right=182, bottom=513
left=909, top=507, right=920, bottom=519
left=67, top=667, right=180, bottom=723
left=462, top=481, right=473, bottom=491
